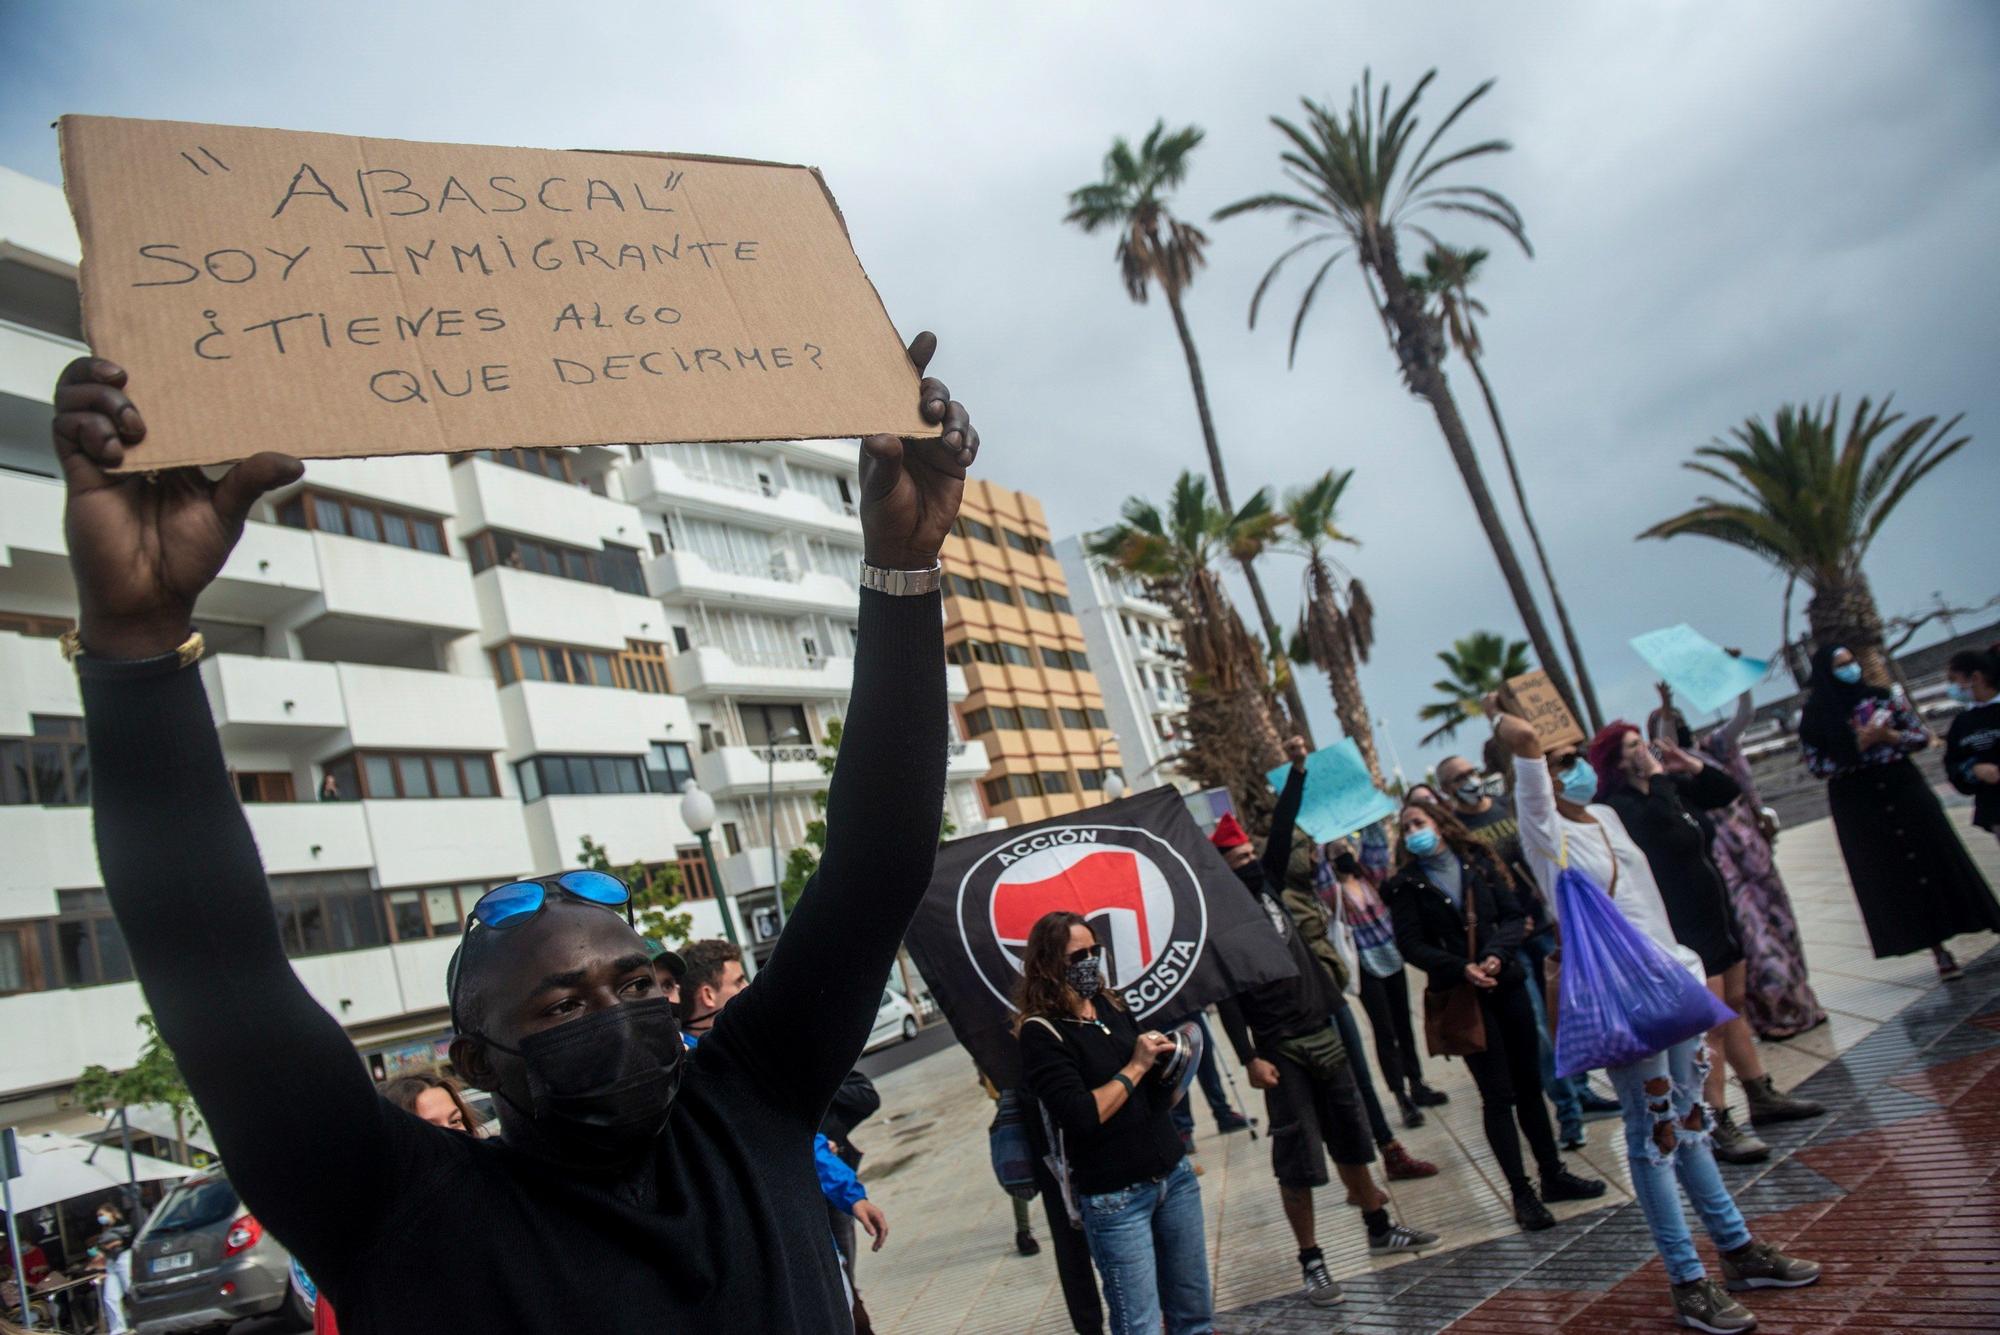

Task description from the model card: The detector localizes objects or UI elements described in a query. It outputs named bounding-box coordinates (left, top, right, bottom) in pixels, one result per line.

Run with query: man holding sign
left=51, top=328, right=974, bottom=1331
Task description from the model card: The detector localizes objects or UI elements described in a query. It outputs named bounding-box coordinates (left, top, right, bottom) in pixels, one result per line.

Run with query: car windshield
left=144, top=1177, right=238, bottom=1234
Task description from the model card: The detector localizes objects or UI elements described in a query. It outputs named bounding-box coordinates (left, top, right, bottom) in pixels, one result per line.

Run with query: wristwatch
left=858, top=561, right=942, bottom=596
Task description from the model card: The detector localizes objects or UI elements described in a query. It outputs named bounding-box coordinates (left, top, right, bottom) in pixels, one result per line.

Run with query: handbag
left=1422, top=874, right=1488, bottom=1057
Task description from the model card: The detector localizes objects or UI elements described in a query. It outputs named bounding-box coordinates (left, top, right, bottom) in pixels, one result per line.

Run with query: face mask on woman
left=1064, top=955, right=1104, bottom=999
left=1946, top=682, right=1972, bottom=704
left=1406, top=827, right=1441, bottom=858
left=1833, top=662, right=1862, bottom=685
left=1559, top=760, right=1599, bottom=805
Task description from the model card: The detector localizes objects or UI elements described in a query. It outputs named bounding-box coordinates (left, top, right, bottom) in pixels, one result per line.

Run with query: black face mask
left=1332, top=851, right=1362, bottom=879
left=481, top=997, right=685, bottom=1164
left=1234, top=861, right=1265, bottom=892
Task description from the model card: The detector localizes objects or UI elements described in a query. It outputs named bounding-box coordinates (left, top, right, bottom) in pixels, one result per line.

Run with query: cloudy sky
left=4, top=0, right=1995, bottom=780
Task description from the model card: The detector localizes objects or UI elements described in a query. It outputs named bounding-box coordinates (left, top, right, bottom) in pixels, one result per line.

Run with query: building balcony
left=0, top=317, right=83, bottom=407
left=201, top=654, right=345, bottom=749
left=0, top=981, right=151, bottom=1096
left=947, top=738, right=991, bottom=779
left=305, top=531, right=481, bottom=659
left=473, top=567, right=665, bottom=652
left=294, top=455, right=458, bottom=520
left=363, top=797, right=533, bottom=888
left=692, top=743, right=826, bottom=797
left=0, top=806, right=94, bottom=921
left=617, top=455, right=862, bottom=540
left=0, top=629, right=81, bottom=736
left=945, top=664, right=969, bottom=701
left=497, top=680, right=695, bottom=759
left=335, top=661, right=507, bottom=754
left=521, top=792, right=695, bottom=876
left=451, top=456, right=650, bottom=552
left=717, top=844, right=782, bottom=896
left=242, top=800, right=374, bottom=876
left=666, top=644, right=855, bottom=700
left=645, top=548, right=858, bottom=617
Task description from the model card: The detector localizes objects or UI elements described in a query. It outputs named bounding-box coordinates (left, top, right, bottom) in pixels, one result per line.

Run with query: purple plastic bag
left=1551, top=863, right=1735, bottom=1078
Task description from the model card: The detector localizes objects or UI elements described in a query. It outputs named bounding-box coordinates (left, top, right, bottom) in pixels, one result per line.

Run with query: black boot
left=1513, top=1185, right=1555, bottom=1231
left=1541, top=1165, right=1607, bottom=1202
left=1395, top=1089, right=1426, bottom=1129
left=1409, top=1080, right=1449, bottom=1108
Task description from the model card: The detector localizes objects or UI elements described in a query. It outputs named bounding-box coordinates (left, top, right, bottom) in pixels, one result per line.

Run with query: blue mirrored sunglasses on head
left=466, top=870, right=633, bottom=931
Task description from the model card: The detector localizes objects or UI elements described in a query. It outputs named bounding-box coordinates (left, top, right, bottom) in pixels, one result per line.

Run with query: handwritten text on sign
left=59, top=116, right=931, bottom=470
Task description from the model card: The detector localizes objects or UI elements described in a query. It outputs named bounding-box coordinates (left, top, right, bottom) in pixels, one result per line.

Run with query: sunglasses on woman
left=1067, top=944, right=1105, bottom=965
left=466, top=870, right=634, bottom=931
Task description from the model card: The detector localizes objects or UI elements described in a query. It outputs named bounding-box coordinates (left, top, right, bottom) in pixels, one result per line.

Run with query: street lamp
left=678, top=780, right=746, bottom=969
left=1102, top=771, right=1126, bottom=804
left=766, top=725, right=806, bottom=930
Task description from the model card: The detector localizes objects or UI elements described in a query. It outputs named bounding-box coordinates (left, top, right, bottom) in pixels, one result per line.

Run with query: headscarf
left=1586, top=721, right=1639, bottom=801
left=1798, top=642, right=1890, bottom=768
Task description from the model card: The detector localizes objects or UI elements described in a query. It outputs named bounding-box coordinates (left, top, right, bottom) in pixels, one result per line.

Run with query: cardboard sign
left=1629, top=623, right=1769, bottom=715
left=59, top=116, right=933, bottom=470
left=1500, top=669, right=1585, bottom=751
left=1265, top=740, right=1400, bottom=845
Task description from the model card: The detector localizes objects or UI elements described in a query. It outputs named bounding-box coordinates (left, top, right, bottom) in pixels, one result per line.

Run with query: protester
left=1493, top=703, right=1822, bottom=1334
left=1590, top=720, right=1822, bottom=1163
left=822, top=1067, right=886, bottom=1303
left=1212, top=739, right=1439, bottom=1309
left=1385, top=800, right=1605, bottom=1231
left=1017, top=913, right=1211, bottom=1335
left=1943, top=646, right=2000, bottom=844
left=53, top=337, right=976, bottom=1331
left=676, top=937, right=749, bottom=1038
left=646, top=939, right=687, bottom=1008
left=1274, top=837, right=1438, bottom=1181
left=1655, top=686, right=1825, bottom=1040
left=381, top=1072, right=486, bottom=1134
left=1332, top=841, right=1447, bottom=1126
left=1799, top=644, right=2000, bottom=982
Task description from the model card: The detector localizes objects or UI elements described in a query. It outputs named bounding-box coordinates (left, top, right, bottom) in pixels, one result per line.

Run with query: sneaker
left=1513, top=1187, right=1556, bottom=1232
left=1671, top=1276, right=1757, bottom=1332
left=1409, top=1081, right=1449, bottom=1108
left=1711, top=1110, right=1771, bottom=1164
left=1743, top=1075, right=1823, bottom=1127
left=1936, top=948, right=1963, bottom=982
left=1213, top=1109, right=1253, bottom=1134
left=1368, top=1222, right=1439, bottom=1255
left=1579, top=1089, right=1624, bottom=1118
left=1721, top=1240, right=1821, bottom=1292
left=1396, top=1091, right=1427, bottom=1129
left=1541, top=1166, right=1607, bottom=1202
left=1014, top=1229, right=1040, bottom=1257
left=1383, top=1141, right=1439, bottom=1180
left=1300, top=1254, right=1343, bottom=1306
left=1560, top=1121, right=1587, bottom=1151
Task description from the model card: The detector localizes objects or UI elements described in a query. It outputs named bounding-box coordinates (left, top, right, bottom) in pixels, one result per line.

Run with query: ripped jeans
left=1605, top=1034, right=1751, bottom=1284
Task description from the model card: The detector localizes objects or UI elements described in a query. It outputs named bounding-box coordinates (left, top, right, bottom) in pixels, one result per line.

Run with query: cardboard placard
left=59, top=115, right=933, bottom=470
left=1500, top=669, right=1585, bottom=751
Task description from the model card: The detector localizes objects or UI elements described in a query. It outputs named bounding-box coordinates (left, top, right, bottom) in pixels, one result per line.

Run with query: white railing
left=747, top=744, right=819, bottom=764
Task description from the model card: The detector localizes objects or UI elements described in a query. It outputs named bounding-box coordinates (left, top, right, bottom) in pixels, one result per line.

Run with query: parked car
left=864, top=988, right=920, bottom=1053
left=128, top=1169, right=307, bottom=1332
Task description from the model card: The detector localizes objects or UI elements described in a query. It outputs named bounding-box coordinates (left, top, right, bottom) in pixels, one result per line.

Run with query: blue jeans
left=1518, top=929, right=1584, bottom=1133
left=1605, top=1035, right=1752, bottom=1284
left=1078, top=1157, right=1213, bottom=1335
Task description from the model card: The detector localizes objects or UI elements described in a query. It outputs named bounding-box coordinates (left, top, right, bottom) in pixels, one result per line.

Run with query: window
left=1005, top=773, right=1044, bottom=799
left=1060, top=707, right=1090, bottom=730
left=620, top=640, right=671, bottom=695
left=948, top=638, right=1003, bottom=667
left=990, top=706, right=1023, bottom=730
left=1020, top=587, right=1054, bottom=613
left=382, top=881, right=490, bottom=942
left=671, top=626, right=692, bottom=653
left=649, top=531, right=667, bottom=557
left=49, top=889, right=130, bottom=987
left=962, top=708, right=992, bottom=737
left=722, top=822, right=743, bottom=856
left=276, top=490, right=447, bottom=554
left=1088, top=707, right=1110, bottom=728
left=1036, top=536, right=1055, bottom=557
left=1019, top=706, right=1052, bottom=730
left=1051, top=591, right=1073, bottom=614
left=515, top=754, right=649, bottom=801
left=647, top=741, right=695, bottom=794
left=981, top=580, right=1015, bottom=605
left=740, top=703, right=811, bottom=749
left=491, top=641, right=623, bottom=689
left=0, top=611, right=68, bottom=639
left=675, top=847, right=716, bottom=901
left=1, top=717, right=89, bottom=806
left=0, top=924, right=37, bottom=995
left=955, top=517, right=996, bottom=544
left=321, top=751, right=495, bottom=800
left=235, top=771, right=296, bottom=804
left=463, top=447, right=580, bottom=483
left=982, top=777, right=1010, bottom=807
left=465, top=530, right=645, bottom=595
left=270, top=871, right=384, bottom=958
left=1003, top=529, right=1035, bottom=554
left=999, top=642, right=1034, bottom=667
left=945, top=573, right=983, bottom=600
left=1078, top=768, right=1104, bottom=792
left=1040, top=771, right=1072, bottom=795
left=1066, top=648, right=1090, bottom=670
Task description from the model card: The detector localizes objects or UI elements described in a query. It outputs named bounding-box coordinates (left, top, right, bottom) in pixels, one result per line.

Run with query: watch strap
left=858, top=561, right=942, bottom=596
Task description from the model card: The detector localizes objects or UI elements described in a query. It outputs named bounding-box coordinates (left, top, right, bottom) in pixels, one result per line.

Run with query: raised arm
left=1261, top=737, right=1310, bottom=884
left=55, top=358, right=404, bottom=1268
left=1488, top=702, right=1564, bottom=869
left=1712, top=690, right=1756, bottom=750
left=704, top=334, right=978, bottom=1121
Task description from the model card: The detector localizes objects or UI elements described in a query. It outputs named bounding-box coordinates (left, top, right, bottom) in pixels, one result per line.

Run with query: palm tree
left=1213, top=70, right=1584, bottom=724
left=1275, top=469, right=1385, bottom=786
left=1639, top=397, right=1969, bottom=685
left=1411, top=243, right=1602, bottom=730
left=1067, top=120, right=1314, bottom=744
left=1419, top=631, right=1530, bottom=744
left=1090, top=472, right=1286, bottom=830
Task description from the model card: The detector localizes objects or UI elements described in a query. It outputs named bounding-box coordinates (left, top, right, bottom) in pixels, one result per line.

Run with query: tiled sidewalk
left=856, top=803, right=2000, bottom=1334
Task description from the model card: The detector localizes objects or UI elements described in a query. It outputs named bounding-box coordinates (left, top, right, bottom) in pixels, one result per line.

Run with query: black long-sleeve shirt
left=1602, top=766, right=1741, bottom=961
left=1945, top=701, right=2000, bottom=832
left=1017, top=1003, right=1183, bottom=1196
left=84, top=587, right=946, bottom=1335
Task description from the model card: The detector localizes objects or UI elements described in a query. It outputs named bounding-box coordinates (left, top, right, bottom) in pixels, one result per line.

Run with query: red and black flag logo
left=906, top=786, right=1299, bottom=1086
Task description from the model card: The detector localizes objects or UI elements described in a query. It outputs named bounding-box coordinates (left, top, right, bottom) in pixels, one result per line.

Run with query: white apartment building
left=1054, top=536, right=1194, bottom=793
left=0, top=165, right=989, bottom=1128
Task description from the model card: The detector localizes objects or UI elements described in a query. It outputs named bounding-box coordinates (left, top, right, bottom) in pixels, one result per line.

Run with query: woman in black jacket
left=1386, top=801, right=1604, bottom=1232
left=1945, top=646, right=2000, bottom=841
left=1016, top=912, right=1210, bottom=1335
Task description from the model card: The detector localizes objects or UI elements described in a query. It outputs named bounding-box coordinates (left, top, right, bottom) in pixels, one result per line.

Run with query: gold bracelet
left=60, top=627, right=206, bottom=671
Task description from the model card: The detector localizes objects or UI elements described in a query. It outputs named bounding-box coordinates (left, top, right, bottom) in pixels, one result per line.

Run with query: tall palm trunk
left=1307, top=579, right=1385, bottom=787
left=1462, top=352, right=1603, bottom=731
left=1806, top=572, right=1890, bottom=686
left=1162, top=283, right=1314, bottom=745
left=1367, top=235, right=1582, bottom=722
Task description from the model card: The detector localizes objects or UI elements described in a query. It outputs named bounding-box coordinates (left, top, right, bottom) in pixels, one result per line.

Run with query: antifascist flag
left=905, top=785, right=1299, bottom=1086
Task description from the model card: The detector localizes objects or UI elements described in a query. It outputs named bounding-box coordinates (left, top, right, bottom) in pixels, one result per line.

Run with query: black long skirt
left=1827, top=758, right=2000, bottom=958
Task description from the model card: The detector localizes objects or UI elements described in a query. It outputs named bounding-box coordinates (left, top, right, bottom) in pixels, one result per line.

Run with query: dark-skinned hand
left=858, top=331, right=978, bottom=571
left=52, top=357, right=304, bottom=660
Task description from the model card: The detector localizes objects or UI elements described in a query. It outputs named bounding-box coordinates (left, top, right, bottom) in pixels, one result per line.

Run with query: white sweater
left=1511, top=755, right=1705, bottom=979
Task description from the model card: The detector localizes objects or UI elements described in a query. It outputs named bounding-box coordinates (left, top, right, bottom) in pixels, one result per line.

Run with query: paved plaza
left=851, top=797, right=2000, bottom=1334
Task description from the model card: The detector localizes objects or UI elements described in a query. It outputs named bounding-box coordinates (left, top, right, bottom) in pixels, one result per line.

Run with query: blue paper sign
left=1629, top=624, right=1769, bottom=715
left=1267, top=740, right=1399, bottom=844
